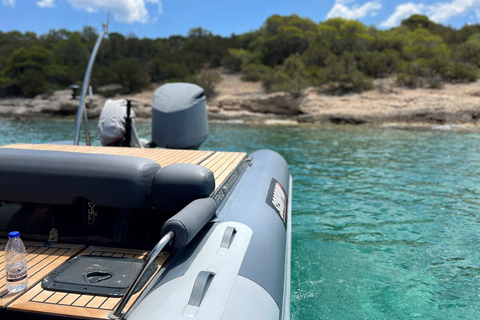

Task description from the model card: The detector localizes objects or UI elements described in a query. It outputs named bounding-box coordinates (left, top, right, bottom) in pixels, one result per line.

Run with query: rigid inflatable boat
left=0, top=22, right=291, bottom=320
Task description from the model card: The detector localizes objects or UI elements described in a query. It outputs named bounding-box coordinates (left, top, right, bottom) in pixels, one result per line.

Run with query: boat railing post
left=108, top=231, right=175, bottom=320
left=82, top=107, right=91, bottom=146
left=73, top=13, right=109, bottom=145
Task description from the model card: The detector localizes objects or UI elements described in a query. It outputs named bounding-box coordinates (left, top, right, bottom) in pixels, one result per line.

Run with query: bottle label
left=6, top=268, right=27, bottom=282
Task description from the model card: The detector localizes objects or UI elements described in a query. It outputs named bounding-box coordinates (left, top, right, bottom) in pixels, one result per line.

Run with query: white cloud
left=37, top=0, right=55, bottom=8
left=2, top=0, right=14, bottom=7
left=67, top=0, right=163, bottom=23
left=380, top=3, right=425, bottom=28
left=381, top=0, right=480, bottom=28
left=326, top=0, right=382, bottom=20
left=477, top=9, right=480, bottom=21
left=429, top=0, right=480, bottom=23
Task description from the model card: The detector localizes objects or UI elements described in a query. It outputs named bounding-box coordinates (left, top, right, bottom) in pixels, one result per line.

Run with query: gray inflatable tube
left=127, top=150, right=292, bottom=320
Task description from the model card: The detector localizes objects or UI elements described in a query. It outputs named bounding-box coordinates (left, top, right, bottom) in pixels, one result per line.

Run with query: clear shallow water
left=2, top=119, right=480, bottom=319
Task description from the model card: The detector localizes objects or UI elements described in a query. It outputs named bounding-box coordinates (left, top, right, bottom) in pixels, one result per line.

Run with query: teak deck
left=1, top=144, right=247, bottom=193
left=3, top=244, right=169, bottom=319
left=0, top=240, right=84, bottom=308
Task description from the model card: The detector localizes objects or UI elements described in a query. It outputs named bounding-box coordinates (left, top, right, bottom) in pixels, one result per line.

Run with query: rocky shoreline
left=1, top=73, right=480, bottom=128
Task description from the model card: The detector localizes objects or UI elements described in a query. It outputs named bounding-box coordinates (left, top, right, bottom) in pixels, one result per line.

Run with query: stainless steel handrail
left=73, top=14, right=109, bottom=145
left=82, top=106, right=91, bottom=146
left=108, top=231, right=175, bottom=320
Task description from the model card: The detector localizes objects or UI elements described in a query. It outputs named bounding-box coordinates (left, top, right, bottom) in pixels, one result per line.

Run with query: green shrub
left=15, top=68, right=49, bottom=97
left=324, top=53, right=374, bottom=93
left=347, top=71, right=374, bottom=92
left=302, top=40, right=331, bottom=67
left=357, top=50, right=400, bottom=77
left=221, top=53, right=242, bottom=72
left=401, top=15, right=434, bottom=30
left=222, top=49, right=256, bottom=72
left=397, top=58, right=450, bottom=88
left=402, top=28, right=450, bottom=61
left=447, top=62, right=478, bottom=82
left=452, top=42, right=480, bottom=66
left=262, top=54, right=308, bottom=98
left=466, top=33, right=480, bottom=46
left=45, top=64, right=70, bottom=88
left=427, top=56, right=451, bottom=78
left=0, top=76, right=15, bottom=97
left=241, top=63, right=271, bottom=82
left=427, top=77, right=444, bottom=89
left=396, top=73, right=423, bottom=88
left=3, top=46, right=54, bottom=97
left=306, top=66, right=328, bottom=86
left=110, top=58, right=150, bottom=93
left=191, top=69, right=222, bottom=97
left=147, top=60, right=191, bottom=83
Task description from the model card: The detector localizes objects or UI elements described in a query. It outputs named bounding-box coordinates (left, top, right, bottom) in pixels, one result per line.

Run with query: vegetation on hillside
left=0, top=14, right=479, bottom=98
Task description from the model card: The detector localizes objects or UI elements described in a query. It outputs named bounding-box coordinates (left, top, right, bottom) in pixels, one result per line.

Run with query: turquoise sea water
left=1, top=119, right=480, bottom=319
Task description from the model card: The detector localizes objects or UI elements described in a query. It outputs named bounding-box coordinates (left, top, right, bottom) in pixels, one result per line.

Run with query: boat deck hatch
left=41, top=255, right=157, bottom=297
left=6, top=245, right=169, bottom=319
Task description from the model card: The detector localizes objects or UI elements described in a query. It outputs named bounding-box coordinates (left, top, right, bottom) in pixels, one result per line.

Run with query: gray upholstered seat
left=0, top=148, right=215, bottom=211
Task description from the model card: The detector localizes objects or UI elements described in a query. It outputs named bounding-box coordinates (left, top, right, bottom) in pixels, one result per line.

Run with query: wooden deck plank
left=214, top=153, right=247, bottom=188
left=57, top=293, right=81, bottom=306
left=199, top=151, right=223, bottom=167
left=87, top=296, right=108, bottom=309
left=31, top=290, right=55, bottom=303
left=45, top=292, right=67, bottom=304
left=200, top=152, right=247, bottom=188
left=206, top=152, right=237, bottom=174
left=99, top=297, right=118, bottom=310
left=7, top=246, right=170, bottom=319
left=9, top=291, right=112, bottom=319
left=72, top=295, right=95, bottom=307
left=101, top=252, right=114, bottom=257
left=0, top=242, right=85, bottom=308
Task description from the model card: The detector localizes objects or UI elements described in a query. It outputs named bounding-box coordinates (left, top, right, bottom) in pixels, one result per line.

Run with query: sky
left=1, top=0, right=480, bottom=39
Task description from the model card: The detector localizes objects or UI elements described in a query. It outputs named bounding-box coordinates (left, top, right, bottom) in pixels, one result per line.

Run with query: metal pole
left=73, top=15, right=109, bottom=145
left=82, top=106, right=91, bottom=146
left=109, top=231, right=175, bottom=320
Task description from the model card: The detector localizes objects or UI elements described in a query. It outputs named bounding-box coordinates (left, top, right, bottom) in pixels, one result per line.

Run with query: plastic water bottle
left=5, top=231, right=28, bottom=293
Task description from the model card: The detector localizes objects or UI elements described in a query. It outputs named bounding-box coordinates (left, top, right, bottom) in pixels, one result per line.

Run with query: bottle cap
left=8, top=231, right=20, bottom=239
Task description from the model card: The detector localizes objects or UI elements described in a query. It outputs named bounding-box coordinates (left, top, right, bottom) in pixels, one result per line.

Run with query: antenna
left=102, top=10, right=110, bottom=33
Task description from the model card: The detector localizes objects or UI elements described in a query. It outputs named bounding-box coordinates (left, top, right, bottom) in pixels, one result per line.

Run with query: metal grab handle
left=108, top=231, right=175, bottom=320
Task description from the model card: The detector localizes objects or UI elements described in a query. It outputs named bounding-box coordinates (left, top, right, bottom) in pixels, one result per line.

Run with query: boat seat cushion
left=0, top=148, right=161, bottom=209
left=0, top=148, right=215, bottom=213
left=152, top=163, right=215, bottom=213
